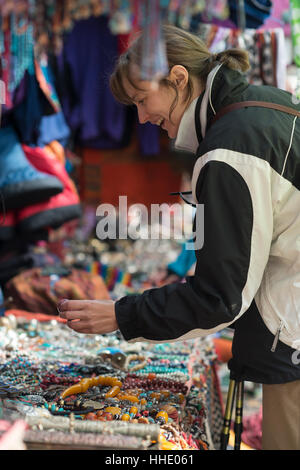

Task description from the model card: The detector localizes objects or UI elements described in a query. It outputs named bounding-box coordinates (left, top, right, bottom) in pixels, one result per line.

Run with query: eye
left=138, top=98, right=145, bottom=106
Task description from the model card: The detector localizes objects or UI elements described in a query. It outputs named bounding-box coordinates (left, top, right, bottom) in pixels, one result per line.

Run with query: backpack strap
left=210, top=100, right=300, bottom=127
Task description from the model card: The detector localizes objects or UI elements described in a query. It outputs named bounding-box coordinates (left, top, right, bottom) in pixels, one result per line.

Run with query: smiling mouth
left=156, top=118, right=164, bottom=126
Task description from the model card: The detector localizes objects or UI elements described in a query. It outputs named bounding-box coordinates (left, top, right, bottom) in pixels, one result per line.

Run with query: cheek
left=147, top=99, right=165, bottom=115
left=149, top=91, right=173, bottom=117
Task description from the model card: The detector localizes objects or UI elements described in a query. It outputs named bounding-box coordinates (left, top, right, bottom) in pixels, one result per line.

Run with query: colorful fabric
left=291, top=0, right=300, bottom=68
left=4, top=267, right=110, bottom=316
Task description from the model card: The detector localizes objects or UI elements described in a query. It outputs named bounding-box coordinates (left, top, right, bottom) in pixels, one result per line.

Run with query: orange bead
left=61, top=384, right=82, bottom=399
left=150, top=392, right=160, bottom=400
left=85, top=412, right=97, bottom=420
left=138, top=417, right=149, bottom=424
left=105, top=385, right=120, bottom=398
left=97, top=416, right=107, bottom=421
left=81, top=378, right=92, bottom=392
left=156, top=411, right=168, bottom=423
left=140, top=398, right=147, bottom=406
left=147, top=373, right=156, bottom=380
left=120, top=394, right=139, bottom=403
left=97, top=376, right=122, bottom=388
left=121, top=413, right=130, bottom=421
left=104, top=406, right=121, bottom=415
left=129, top=406, right=138, bottom=415
left=177, top=393, right=185, bottom=403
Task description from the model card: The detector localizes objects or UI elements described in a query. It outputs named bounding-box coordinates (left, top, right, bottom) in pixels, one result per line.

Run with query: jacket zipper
left=271, top=320, right=284, bottom=352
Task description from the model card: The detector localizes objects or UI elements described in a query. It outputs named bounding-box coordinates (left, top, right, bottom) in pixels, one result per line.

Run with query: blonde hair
left=110, top=24, right=250, bottom=115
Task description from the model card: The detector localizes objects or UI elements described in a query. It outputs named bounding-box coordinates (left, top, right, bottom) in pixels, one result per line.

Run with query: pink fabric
left=263, top=0, right=290, bottom=36
left=242, top=407, right=262, bottom=450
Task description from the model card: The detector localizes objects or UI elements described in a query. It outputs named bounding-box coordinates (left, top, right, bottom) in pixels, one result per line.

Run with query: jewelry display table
left=0, top=313, right=223, bottom=450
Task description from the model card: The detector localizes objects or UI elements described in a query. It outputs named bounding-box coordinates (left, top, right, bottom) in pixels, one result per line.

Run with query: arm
left=115, top=154, right=273, bottom=342
left=59, top=150, right=273, bottom=341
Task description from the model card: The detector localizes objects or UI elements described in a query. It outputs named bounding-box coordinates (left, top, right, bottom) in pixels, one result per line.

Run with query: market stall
left=0, top=0, right=296, bottom=453
left=0, top=308, right=222, bottom=451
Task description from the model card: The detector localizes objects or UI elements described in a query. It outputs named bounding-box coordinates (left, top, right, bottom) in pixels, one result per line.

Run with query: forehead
left=122, top=77, right=155, bottom=101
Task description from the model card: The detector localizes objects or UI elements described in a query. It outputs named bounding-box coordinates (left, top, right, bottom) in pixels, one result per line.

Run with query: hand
left=0, top=420, right=27, bottom=450
left=58, top=299, right=118, bottom=335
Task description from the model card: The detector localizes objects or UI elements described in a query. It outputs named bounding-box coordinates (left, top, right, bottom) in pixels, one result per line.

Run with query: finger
left=67, top=320, right=91, bottom=333
left=58, top=300, right=88, bottom=313
left=59, top=310, right=87, bottom=321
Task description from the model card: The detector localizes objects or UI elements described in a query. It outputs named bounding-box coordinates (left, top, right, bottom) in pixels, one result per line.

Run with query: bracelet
left=60, top=376, right=123, bottom=399
left=124, top=354, right=147, bottom=372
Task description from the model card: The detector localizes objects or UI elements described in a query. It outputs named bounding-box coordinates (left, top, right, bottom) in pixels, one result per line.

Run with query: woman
left=59, top=25, right=300, bottom=450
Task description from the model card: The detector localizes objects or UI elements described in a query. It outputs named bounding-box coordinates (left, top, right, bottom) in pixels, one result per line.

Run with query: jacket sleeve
left=115, top=151, right=273, bottom=343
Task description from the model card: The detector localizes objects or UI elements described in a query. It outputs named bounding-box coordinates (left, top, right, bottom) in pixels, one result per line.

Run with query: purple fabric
left=61, top=16, right=126, bottom=146
left=59, top=15, right=159, bottom=155
left=136, top=121, right=160, bottom=156
left=200, top=16, right=237, bottom=29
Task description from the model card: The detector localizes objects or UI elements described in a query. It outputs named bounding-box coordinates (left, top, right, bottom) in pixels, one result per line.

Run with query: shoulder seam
left=281, top=116, right=297, bottom=177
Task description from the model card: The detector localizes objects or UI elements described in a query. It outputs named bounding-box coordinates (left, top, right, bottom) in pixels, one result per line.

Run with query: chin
left=166, top=128, right=177, bottom=139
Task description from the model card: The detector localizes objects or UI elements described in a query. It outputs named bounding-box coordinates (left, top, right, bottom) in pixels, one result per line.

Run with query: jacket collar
left=174, top=64, right=223, bottom=154
left=174, top=64, right=249, bottom=154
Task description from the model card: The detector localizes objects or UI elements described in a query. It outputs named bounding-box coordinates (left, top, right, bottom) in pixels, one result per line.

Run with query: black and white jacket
left=115, top=65, right=300, bottom=384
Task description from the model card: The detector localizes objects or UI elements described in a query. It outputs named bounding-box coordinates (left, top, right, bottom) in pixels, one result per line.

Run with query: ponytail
left=211, top=49, right=250, bottom=73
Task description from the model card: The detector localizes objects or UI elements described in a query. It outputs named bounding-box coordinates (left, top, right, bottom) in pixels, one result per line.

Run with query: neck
left=185, top=76, right=205, bottom=111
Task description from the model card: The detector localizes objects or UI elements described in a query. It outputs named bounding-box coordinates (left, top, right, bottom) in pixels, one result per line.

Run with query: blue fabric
left=229, top=0, right=273, bottom=28
left=12, top=71, right=55, bottom=144
left=0, top=126, right=63, bottom=210
left=37, top=111, right=70, bottom=147
left=37, top=61, right=70, bottom=147
left=0, top=127, right=48, bottom=186
left=168, top=238, right=196, bottom=278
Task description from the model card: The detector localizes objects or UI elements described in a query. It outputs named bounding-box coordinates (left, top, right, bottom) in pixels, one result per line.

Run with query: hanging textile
left=290, top=0, right=300, bottom=100
left=197, top=23, right=286, bottom=89
left=0, top=0, right=230, bottom=58
left=228, top=0, right=273, bottom=29
left=139, top=0, right=169, bottom=82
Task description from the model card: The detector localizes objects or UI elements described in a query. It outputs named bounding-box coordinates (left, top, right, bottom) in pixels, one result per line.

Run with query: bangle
left=60, top=376, right=123, bottom=399
left=124, top=354, right=147, bottom=372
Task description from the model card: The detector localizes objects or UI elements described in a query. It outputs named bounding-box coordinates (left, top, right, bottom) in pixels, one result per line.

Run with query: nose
left=137, top=105, right=149, bottom=124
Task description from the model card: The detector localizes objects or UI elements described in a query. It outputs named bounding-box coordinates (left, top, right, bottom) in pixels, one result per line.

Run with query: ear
left=168, top=65, right=189, bottom=90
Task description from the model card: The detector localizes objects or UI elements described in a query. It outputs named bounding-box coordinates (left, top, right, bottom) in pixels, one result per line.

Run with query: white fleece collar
left=174, top=64, right=223, bottom=154
left=174, top=97, right=199, bottom=154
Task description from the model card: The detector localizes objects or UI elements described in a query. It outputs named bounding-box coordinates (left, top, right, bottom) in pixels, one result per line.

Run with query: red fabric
left=213, top=338, right=233, bottom=363
left=5, top=309, right=67, bottom=323
left=80, top=146, right=181, bottom=209
left=117, top=33, right=130, bottom=55
left=17, top=145, right=80, bottom=230
left=0, top=211, right=16, bottom=240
